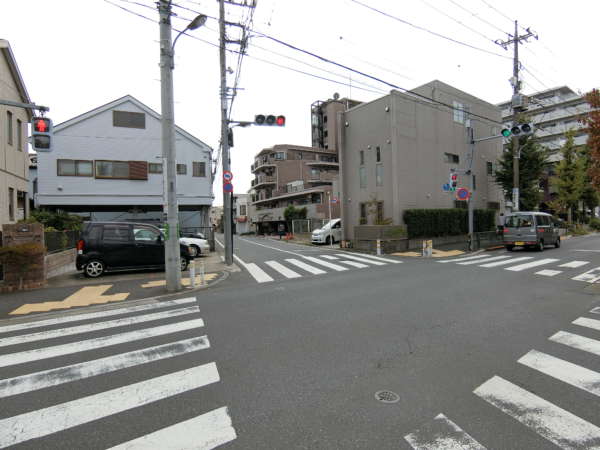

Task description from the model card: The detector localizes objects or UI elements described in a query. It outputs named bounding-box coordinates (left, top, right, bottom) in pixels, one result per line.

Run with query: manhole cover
left=375, top=390, right=400, bottom=403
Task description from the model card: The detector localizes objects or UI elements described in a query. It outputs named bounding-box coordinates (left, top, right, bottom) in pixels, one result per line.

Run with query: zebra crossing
left=0, top=297, right=236, bottom=449
left=404, top=306, right=600, bottom=449
left=238, top=252, right=401, bottom=283
left=437, top=253, right=600, bottom=284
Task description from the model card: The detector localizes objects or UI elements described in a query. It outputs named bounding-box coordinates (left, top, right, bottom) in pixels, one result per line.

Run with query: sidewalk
left=0, top=252, right=233, bottom=319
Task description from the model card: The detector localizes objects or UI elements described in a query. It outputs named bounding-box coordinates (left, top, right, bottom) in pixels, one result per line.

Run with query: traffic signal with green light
left=501, top=123, right=533, bottom=137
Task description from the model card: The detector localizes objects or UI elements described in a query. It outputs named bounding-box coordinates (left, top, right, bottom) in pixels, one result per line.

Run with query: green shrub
left=403, top=208, right=496, bottom=239
left=20, top=209, right=83, bottom=231
left=589, top=218, right=600, bottom=231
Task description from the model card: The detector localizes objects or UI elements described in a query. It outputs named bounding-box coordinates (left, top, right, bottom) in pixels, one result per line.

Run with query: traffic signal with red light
left=31, top=117, right=53, bottom=152
left=449, top=172, right=458, bottom=191
left=255, top=114, right=285, bottom=126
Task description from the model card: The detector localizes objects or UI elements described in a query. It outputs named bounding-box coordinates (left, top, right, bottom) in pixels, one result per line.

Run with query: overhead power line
left=443, top=0, right=506, bottom=35
left=419, top=0, right=496, bottom=43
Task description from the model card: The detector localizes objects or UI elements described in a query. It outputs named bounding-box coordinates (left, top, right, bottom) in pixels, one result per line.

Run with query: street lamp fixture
left=172, top=14, right=207, bottom=49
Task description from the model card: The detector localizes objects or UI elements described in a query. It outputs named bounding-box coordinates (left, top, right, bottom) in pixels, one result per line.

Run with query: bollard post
left=189, top=259, right=196, bottom=288
left=376, top=239, right=382, bottom=256
left=200, top=260, right=205, bottom=286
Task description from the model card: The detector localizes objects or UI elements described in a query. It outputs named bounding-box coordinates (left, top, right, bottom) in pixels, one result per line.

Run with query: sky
left=2, top=0, right=598, bottom=206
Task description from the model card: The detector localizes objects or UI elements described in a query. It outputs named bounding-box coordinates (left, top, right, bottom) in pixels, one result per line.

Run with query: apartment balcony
left=251, top=160, right=277, bottom=172
left=251, top=175, right=276, bottom=188
left=252, top=186, right=328, bottom=205
left=306, top=160, right=339, bottom=168
left=306, top=172, right=336, bottom=183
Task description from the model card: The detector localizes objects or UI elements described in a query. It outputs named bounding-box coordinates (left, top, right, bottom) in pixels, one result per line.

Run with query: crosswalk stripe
left=334, top=253, right=386, bottom=266
left=559, top=261, right=590, bottom=268
left=0, top=297, right=197, bottom=335
left=0, top=318, right=204, bottom=368
left=0, top=306, right=200, bottom=348
left=338, top=260, right=369, bottom=269
left=107, top=406, right=236, bottom=450
left=265, top=261, right=301, bottom=279
left=341, top=253, right=401, bottom=264
left=518, top=349, right=600, bottom=398
left=572, top=267, right=600, bottom=283
left=0, top=336, right=210, bottom=398
left=0, top=362, right=220, bottom=448
left=549, top=331, right=600, bottom=357
left=474, top=375, right=600, bottom=449
left=505, top=258, right=559, bottom=272
left=437, top=255, right=489, bottom=263
left=591, top=307, right=600, bottom=315
left=404, top=413, right=486, bottom=449
left=285, top=258, right=326, bottom=275
left=572, top=317, right=600, bottom=332
left=478, top=256, right=533, bottom=268
left=244, top=262, right=274, bottom=283
left=536, top=269, right=562, bottom=277
left=302, top=256, right=348, bottom=271
left=457, top=255, right=512, bottom=265
left=320, top=255, right=339, bottom=260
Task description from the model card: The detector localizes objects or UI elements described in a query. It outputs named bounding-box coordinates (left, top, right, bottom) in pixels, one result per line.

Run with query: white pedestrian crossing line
left=572, top=316, right=600, bottom=332
left=342, top=252, right=401, bottom=264
left=572, top=267, right=600, bottom=283
left=233, top=254, right=274, bottom=283
left=438, top=254, right=489, bottom=263
left=559, top=261, right=590, bottom=268
left=478, top=256, right=533, bottom=268
left=457, top=255, right=511, bottom=265
left=0, top=318, right=204, bottom=368
left=474, top=375, right=600, bottom=449
left=591, top=307, right=600, bottom=315
left=265, top=260, right=301, bottom=279
left=550, top=331, right=600, bottom=357
left=404, top=413, right=486, bottom=450
left=107, top=406, right=236, bottom=450
left=302, top=256, right=348, bottom=271
left=320, top=255, right=339, bottom=260
left=0, top=336, right=210, bottom=398
left=338, top=260, right=369, bottom=269
left=285, top=258, right=326, bottom=275
left=518, top=349, right=600, bottom=398
left=0, top=305, right=200, bottom=348
left=505, top=258, right=559, bottom=272
left=334, top=253, right=386, bottom=266
left=0, top=363, right=220, bottom=448
left=536, top=269, right=562, bottom=277
left=0, top=297, right=197, bottom=335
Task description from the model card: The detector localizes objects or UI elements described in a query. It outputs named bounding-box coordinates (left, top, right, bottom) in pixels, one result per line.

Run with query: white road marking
left=107, top=406, right=236, bottom=450
left=505, top=258, right=559, bottom=272
left=591, top=307, right=600, bottom=315
left=334, top=253, right=386, bottom=266
left=550, top=331, right=600, bottom=357
left=320, top=255, right=339, bottom=260
left=0, top=336, right=210, bottom=398
left=233, top=254, right=273, bottom=283
left=0, top=306, right=200, bottom=348
left=474, top=375, right=600, bottom=449
left=338, top=260, right=369, bottom=269
left=518, top=349, right=600, bottom=398
left=437, top=255, right=489, bottom=263
left=237, top=237, right=303, bottom=257
left=457, top=255, right=512, bottom=265
left=0, top=318, right=204, bottom=368
left=536, top=269, right=562, bottom=277
left=404, top=413, right=486, bottom=449
left=285, top=258, right=326, bottom=275
left=215, top=238, right=224, bottom=248
left=342, top=253, right=401, bottom=264
left=0, top=363, right=220, bottom=448
left=573, top=317, right=600, bottom=332
left=302, top=256, right=348, bottom=271
left=0, top=298, right=197, bottom=335
left=572, top=267, right=600, bottom=283
left=559, top=261, right=590, bottom=268
left=265, top=261, right=301, bottom=279
left=478, top=256, right=533, bottom=268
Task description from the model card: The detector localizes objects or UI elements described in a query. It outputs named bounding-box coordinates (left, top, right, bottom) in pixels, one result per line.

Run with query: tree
left=551, top=130, right=586, bottom=223
left=578, top=144, right=600, bottom=219
left=494, top=134, right=550, bottom=211
left=581, top=89, right=600, bottom=188
left=283, top=205, right=307, bottom=231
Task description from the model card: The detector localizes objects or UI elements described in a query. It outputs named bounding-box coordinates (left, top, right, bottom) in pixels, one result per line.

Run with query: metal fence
left=291, top=219, right=329, bottom=234
left=44, top=230, right=79, bottom=254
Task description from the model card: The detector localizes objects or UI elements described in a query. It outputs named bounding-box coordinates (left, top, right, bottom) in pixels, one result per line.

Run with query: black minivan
left=76, top=222, right=192, bottom=278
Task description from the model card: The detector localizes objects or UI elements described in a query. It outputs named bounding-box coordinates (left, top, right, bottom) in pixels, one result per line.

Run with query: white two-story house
left=36, top=95, right=214, bottom=229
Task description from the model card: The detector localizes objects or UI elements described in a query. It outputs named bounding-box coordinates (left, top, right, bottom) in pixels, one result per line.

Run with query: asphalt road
left=1, top=233, right=600, bottom=448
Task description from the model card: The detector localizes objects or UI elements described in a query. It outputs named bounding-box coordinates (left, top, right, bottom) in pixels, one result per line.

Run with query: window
left=359, top=203, right=367, bottom=225
left=311, top=168, right=320, bottom=178
left=376, top=164, right=383, bottom=186
left=88, top=225, right=103, bottom=241
left=505, top=214, right=534, bottom=228
left=473, top=175, right=476, bottom=191
left=324, top=130, right=328, bottom=138
left=6, top=111, right=13, bottom=145
left=359, top=166, right=367, bottom=188
left=376, top=202, right=384, bottom=224
left=192, top=162, right=206, bottom=177
left=133, top=226, right=160, bottom=242
left=296, top=152, right=303, bottom=160
left=239, top=205, right=247, bottom=215
left=8, top=188, right=14, bottom=221
left=359, top=150, right=364, bottom=165
left=487, top=202, right=500, bottom=210
left=486, top=162, right=493, bottom=175
left=58, top=159, right=93, bottom=176
left=113, top=110, right=145, bottom=129
left=149, top=163, right=163, bottom=174
left=376, top=146, right=381, bottom=162
left=444, top=153, right=460, bottom=164
left=177, top=164, right=187, bottom=175
left=95, top=161, right=130, bottom=179
left=323, top=115, right=328, bottom=123
left=452, top=101, right=469, bottom=124
left=273, top=152, right=285, bottom=160
left=103, top=224, right=131, bottom=242
left=16, top=119, right=22, bottom=151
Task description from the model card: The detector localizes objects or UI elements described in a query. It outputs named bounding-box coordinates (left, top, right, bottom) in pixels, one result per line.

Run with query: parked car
left=159, top=228, right=209, bottom=258
left=503, top=212, right=561, bottom=251
left=76, top=222, right=192, bottom=278
left=311, top=218, right=342, bottom=244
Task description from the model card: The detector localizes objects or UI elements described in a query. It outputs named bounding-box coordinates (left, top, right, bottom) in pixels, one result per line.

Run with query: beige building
left=340, top=80, right=505, bottom=240
left=0, top=39, right=32, bottom=228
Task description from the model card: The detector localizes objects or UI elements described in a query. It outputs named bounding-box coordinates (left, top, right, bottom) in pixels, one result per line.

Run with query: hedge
left=403, top=208, right=496, bottom=239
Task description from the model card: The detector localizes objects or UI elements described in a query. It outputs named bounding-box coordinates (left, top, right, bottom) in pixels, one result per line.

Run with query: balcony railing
left=251, top=175, right=276, bottom=187
left=307, top=172, right=336, bottom=182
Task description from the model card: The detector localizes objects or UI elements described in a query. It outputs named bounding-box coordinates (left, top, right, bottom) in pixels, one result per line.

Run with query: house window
left=377, top=202, right=384, bottom=223
left=359, top=166, right=367, bottom=189
left=444, top=153, right=460, bottom=164
left=486, top=161, right=493, bottom=175
left=239, top=205, right=247, bottom=215
left=311, top=168, right=320, bottom=178
left=376, top=164, right=383, bottom=186
left=6, top=111, right=13, bottom=145
left=16, top=119, right=22, bottom=151
left=58, top=159, right=93, bottom=176
left=192, top=162, right=206, bottom=177
left=177, top=164, right=187, bottom=175
left=453, top=101, right=469, bottom=124
left=296, top=152, right=303, bottom=160
left=376, top=146, right=381, bottom=162
left=324, top=130, right=328, bottom=138
left=8, top=188, right=14, bottom=221
left=149, top=163, right=163, bottom=174
left=323, top=115, right=328, bottom=123
left=113, top=110, right=145, bottom=129
left=359, top=202, right=367, bottom=225
left=95, top=160, right=130, bottom=179
left=273, top=152, right=285, bottom=160
left=359, top=150, right=364, bottom=165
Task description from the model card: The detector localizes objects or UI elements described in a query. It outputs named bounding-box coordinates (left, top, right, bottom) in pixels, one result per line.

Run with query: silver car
left=503, top=212, right=561, bottom=251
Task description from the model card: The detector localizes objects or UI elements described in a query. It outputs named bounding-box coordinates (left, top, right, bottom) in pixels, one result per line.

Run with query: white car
left=159, top=229, right=209, bottom=258
left=311, top=218, right=342, bottom=244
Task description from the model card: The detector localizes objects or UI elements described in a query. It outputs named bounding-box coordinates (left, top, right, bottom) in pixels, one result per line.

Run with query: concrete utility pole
left=158, top=0, right=182, bottom=291
left=495, top=21, right=537, bottom=212
left=467, top=127, right=475, bottom=251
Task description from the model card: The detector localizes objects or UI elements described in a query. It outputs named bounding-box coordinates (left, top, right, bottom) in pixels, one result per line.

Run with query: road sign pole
left=468, top=127, right=475, bottom=252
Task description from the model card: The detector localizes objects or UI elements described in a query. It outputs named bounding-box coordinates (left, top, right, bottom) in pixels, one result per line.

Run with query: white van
left=311, top=218, right=342, bottom=244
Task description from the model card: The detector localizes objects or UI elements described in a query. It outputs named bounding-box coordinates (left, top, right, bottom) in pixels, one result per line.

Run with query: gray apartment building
left=339, top=80, right=505, bottom=241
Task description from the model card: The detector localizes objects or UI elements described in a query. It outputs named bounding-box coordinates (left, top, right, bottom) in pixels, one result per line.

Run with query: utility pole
left=158, top=0, right=182, bottom=291
left=495, top=21, right=537, bottom=212
left=467, top=127, right=475, bottom=251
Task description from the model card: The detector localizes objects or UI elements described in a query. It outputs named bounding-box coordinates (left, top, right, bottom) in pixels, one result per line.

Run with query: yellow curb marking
left=391, top=249, right=465, bottom=258
left=141, top=273, right=219, bottom=288
left=9, top=285, right=130, bottom=315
